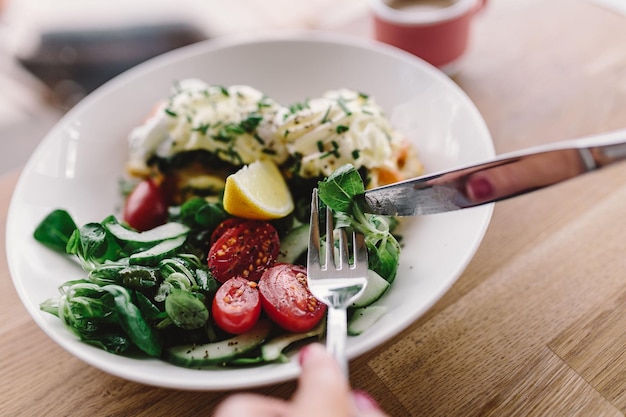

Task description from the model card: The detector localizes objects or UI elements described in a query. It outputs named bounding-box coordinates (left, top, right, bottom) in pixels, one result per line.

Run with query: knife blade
left=356, top=130, right=626, bottom=216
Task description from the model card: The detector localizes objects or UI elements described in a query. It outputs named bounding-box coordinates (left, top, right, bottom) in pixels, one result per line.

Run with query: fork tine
left=308, top=189, right=321, bottom=270
left=324, top=204, right=334, bottom=269
left=353, top=232, right=368, bottom=274
left=337, top=228, right=350, bottom=270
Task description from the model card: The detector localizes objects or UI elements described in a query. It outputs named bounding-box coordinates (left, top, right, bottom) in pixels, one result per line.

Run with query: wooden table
left=2, top=0, right=626, bottom=415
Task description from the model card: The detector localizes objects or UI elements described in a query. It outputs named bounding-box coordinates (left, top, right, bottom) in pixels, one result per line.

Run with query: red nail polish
left=352, top=390, right=382, bottom=411
left=467, top=175, right=494, bottom=201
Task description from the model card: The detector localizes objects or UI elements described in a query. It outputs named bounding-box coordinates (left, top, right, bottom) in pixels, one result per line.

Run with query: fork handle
left=326, top=307, right=349, bottom=377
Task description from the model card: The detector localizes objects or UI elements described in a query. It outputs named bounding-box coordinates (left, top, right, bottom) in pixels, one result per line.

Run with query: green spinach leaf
left=33, top=209, right=77, bottom=252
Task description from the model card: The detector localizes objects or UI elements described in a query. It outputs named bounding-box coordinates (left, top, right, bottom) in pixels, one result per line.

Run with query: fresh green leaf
left=82, top=333, right=131, bottom=354
left=367, top=237, right=400, bottom=283
left=66, top=223, right=124, bottom=270
left=165, top=288, right=209, bottom=330
left=317, top=164, right=401, bottom=282
left=317, top=164, right=364, bottom=213
left=104, top=284, right=162, bottom=356
left=33, top=209, right=77, bottom=253
left=134, top=291, right=164, bottom=321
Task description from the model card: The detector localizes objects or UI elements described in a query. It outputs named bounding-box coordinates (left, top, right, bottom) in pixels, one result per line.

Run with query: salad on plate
left=33, top=80, right=424, bottom=368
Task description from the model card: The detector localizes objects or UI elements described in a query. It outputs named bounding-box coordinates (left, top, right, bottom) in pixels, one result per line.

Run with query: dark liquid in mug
left=386, top=0, right=457, bottom=12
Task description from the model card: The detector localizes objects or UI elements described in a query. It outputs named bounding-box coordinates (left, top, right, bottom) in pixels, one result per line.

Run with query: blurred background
left=0, top=0, right=368, bottom=175
left=2, top=0, right=623, bottom=176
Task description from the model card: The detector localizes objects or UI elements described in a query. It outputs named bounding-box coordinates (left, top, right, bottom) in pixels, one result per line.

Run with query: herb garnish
left=336, top=125, right=349, bottom=134
left=318, top=164, right=400, bottom=282
left=321, top=106, right=332, bottom=124
left=337, top=97, right=352, bottom=116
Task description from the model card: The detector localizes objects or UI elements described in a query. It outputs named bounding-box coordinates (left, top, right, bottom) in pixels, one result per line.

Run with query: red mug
left=369, top=0, right=487, bottom=74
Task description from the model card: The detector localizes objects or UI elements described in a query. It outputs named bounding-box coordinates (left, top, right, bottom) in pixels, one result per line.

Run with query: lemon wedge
left=223, top=160, right=294, bottom=220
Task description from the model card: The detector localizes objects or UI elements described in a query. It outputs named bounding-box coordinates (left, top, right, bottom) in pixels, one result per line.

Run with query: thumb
left=292, top=343, right=353, bottom=416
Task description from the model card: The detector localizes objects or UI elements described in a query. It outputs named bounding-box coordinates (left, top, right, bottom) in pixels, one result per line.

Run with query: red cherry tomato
left=212, top=276, right=261, bottom=334
left=208, top=220, right=280, bottom=283
left=258, top=263, right=326, bottom=333
left=123, top=179, right=168, bottom=231
left=210, top=218, right=245, bottom=246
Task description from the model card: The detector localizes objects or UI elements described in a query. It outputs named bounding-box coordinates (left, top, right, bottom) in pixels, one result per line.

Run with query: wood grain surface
left=2, top=0, right=626, bottom=415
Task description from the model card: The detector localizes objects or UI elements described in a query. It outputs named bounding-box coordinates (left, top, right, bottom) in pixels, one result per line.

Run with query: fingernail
left=467, top=175, right=494, bottom=201
left=352, top=390, right=382, bottom=411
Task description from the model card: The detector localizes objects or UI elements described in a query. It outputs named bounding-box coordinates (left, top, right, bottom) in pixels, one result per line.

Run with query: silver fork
left=307, top=188, right=368, bottom=376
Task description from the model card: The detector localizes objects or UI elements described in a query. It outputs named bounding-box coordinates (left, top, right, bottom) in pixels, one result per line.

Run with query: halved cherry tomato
left=212, top=276, right=261, bottom=334
left=123, top=178, right=168, bottom=231
left=207, top=220, right=280, bottom=283
left=210, top=218, right=245, bottom=246
left=258, top=263, right=326, bottom=333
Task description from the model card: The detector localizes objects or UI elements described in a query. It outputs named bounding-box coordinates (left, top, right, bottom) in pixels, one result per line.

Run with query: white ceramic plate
left=6, top=32, right=494, bottom=390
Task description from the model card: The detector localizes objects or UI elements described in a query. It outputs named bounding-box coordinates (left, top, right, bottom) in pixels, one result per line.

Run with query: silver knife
left=357, top=129, right=626, bottom=216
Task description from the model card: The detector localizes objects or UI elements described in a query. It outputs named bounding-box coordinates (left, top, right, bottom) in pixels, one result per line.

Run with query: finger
left=213, top=393, right=290, bottom=417
left=292, top=343, right=352, bottom=417
left=352, top=390, right=390, bottom=417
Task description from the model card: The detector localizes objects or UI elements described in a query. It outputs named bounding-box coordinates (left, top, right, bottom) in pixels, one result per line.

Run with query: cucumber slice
left=277, top=223, right=310, bottom=264
left=129, top=235, right=187, bottom=266
left=351, top=269, right=390, bottom=308
left=165, top=320, right=272, bottom=367
left=261, top=320, right=325, bottom=362
left=348, top=306, right=387, bottom=336
left=104, top=217, right=189, bottom=244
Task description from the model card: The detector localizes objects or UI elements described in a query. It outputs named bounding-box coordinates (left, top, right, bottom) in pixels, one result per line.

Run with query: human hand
left=213, top=343, right=389, bottom=417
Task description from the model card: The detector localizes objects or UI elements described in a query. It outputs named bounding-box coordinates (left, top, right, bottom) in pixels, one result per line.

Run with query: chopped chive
left=261, top=148, right=277, bottom=155
left=192, top=123, right=210, bottom=135
left=336, top=125, right=349, bottom=134
left=258, top=100, right=272, bottom=109
left=321, top=141, right=341, bottom=159
left=337, top=97, right=352, bottom=116
left=352, top=149, right=360, bottom=159
left=217, top=86, right=229, bottom=96
left=212, top=128, right=233, bottom=143
left=225, top=123, right=246, bottom=136
left=253, top=134, right=266, bottom=145
left=291, top=152, right=303, bottom=174
left=321, top=106, right=332, bottom=124
left=164, top=108, right=178, bottom=117
left=288, top=100, right=310, bottom=114
left=316, top=140, right=325, bottom=152
left=240, top=115, right=263, bottom=133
